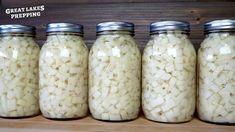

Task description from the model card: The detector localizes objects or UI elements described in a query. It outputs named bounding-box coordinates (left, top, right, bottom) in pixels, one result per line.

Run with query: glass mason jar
left=89, top=22, right=141, bottom=121
left=142, top=21, right=196, bottom=123
left=198, top=19, right=235, bottom=124
left=0, top=24, right=40, bottom=117
left=39, top=23, right=88, bottom=119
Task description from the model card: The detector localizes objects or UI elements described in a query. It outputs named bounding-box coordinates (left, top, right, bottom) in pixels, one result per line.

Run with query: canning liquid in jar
left=198, top=19, right=235, bottom=124
left=142, top=21, right=196, bottom=123
left=39, top=23, right=88, bottom=119
left=0, top=24, right=40, bottom=117
left=89, top=22, right=141, bottom=121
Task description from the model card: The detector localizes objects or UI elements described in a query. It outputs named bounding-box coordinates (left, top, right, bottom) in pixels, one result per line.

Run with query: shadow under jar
left=39, top=23, right=88, bottom=119
left=142, top=21, right=196, bottom=123
left=198, top=19, right=235, bottom=124
left=89, top=22, right=141, bottom=121
left=0, top=24, right=40, bottom=118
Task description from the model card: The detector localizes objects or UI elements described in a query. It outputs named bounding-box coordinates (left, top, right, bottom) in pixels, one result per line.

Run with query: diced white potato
left=142, top=31, right=196, bottom=123
left=39, top=34, right=88, bottom=119
left=0, top=35, right=40, bottom=117
left=89, top=33, right=141, bottom=121
left=198, top=32, right=235, bottom=123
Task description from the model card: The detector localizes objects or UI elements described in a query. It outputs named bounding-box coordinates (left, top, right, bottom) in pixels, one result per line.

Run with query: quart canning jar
left=142, top=21, right=196, bottom=123
left=198, top=19, right=235, bottom=124
left=89, top=22, right=141, bottom=121
left=0, top=24, right=40, bottom=117
left=39, top=23, right=88, bottom=119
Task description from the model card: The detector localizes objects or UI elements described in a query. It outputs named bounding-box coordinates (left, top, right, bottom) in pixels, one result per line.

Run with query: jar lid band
left=204, top=19, right=235, bottom=33
left=150, top=21, right=190, bottom=34
left=96, top=22, right=134, bottom=34
left=46, top=23, right=83, bottom=34
left=0, top=24, right=35, bottom=34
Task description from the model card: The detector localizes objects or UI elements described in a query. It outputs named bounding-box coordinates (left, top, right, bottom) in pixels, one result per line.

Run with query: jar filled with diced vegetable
left=142, top=21, right=196, bottom=123
left=0, top=24, right=40, bottom=117
left=198, top=19, right=235, bottom=124
left=39, top=23, right=88, bottom=119
left=89, top=22, right=141, bottom=121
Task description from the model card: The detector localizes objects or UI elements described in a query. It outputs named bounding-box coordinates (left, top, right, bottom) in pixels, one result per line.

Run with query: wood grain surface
left=0, top=115, right=234, bottom=132
left=1, top=1, right=235, bottom=49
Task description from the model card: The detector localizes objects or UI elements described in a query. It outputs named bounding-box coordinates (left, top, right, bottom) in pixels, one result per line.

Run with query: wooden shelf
left=0, top=115, right=234, bottom=132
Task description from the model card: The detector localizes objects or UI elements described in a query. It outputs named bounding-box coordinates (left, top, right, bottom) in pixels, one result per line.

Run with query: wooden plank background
left=1, top=0, right=235, bottom=50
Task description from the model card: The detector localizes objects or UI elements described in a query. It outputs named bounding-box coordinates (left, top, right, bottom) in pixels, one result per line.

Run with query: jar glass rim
left=46, top=23, right=84, bottom=34
left=96, top=30, right=134, bottom=36
left=0, top=24, right=35, bottom=34
left=204, top=19, right=235, bottom=34
left=150, top=21, right=190, bottom=34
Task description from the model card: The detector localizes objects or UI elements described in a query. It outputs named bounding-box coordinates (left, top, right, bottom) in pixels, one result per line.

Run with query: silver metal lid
left=150, top=21, right=190, bottom=34
left=0, top=24, right=35, bottom=33
left=96, top=22, right=134, bottom=33
left=204, top=19, right=235, bottom=33
left=46, top=23, right=83, bottom=34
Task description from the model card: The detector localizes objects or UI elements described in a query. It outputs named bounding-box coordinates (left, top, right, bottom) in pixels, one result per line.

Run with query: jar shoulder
left=199, top=34, right=235, bottom=58
left=0, top=36, right=39, bottom=60
left=0, top=36, right=39, bottom=47
left=90, top=34, right=140, bottom=56
left=41, top=36, right=88, bottom=55
left=143, top=37, right=196, bottom=58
